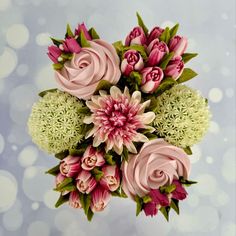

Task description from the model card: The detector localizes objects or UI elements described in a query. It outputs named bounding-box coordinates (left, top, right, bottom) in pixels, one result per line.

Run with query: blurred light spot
left=18, top=145, right=38, bottom=167
left=11, top=145, right=18, bottom=151
left=202, top=64, right=211, bottom=73
left=195, top=174, right=217, bottom=196
left=8, top=124, right=30, bottom=145
left=225, top=88, right=234, bottom=98
left=27, top=221, right=50, bottom=236
left=186, top=194, right=199, bottom=207
left=0, top=0, right=11, bottom=11
left=221, top=13, right=229, bottom=20
left=0, top=170, right=18, bottom=213
left=0, top=133, right=5, bottom=154
left=36, top=33, right=51, bottom=46
left=206, top=156, right=214, bottom=164
left=55, top=210, right=75, bottom=232
left=221, top=66, right=231, bottom=77
left=222, top=147, right=236, bottom=183
left=2, top=208, right=23, bottom=231
left=6, top=24, right=29, bottom=49
left=172, top=212, right=197, bottom=232
left=210, top=189, right=229, bottom=207
left=209, top=88, right=223, bottom=103
left=37, top=17, right=46, bottom=25
left=0, top=47, right=18, bottom=79
left=43, top=190, right=59, bottom=209
left=31, top=202, right=39, bottom=210
left=63, top=222, right=86, bottom=236
left=16, top=64, right=29, bottom=77
left=209, top=121, right=220, bottom=134
left=221, top=222, right=236, bottom=236
left=190, top=145, right=201, bottom=164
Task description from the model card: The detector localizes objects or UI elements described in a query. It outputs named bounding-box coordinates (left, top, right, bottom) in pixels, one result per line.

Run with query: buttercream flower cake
left=28, top=13, right=211, bottom=221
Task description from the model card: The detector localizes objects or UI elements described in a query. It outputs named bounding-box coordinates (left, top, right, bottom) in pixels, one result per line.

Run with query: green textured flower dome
left=28, top=90, right=86, bottom=154
left=153, top=84, right=211, bottom=148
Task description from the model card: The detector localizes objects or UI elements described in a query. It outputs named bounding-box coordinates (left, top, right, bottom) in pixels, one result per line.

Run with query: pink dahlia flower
left=84, top=86, right=155, bottom=155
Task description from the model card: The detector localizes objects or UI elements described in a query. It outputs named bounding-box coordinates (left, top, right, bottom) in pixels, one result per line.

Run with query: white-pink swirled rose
left=121, top=139, right=191, bottom=199
left=55, top=39, right=121, bottom=100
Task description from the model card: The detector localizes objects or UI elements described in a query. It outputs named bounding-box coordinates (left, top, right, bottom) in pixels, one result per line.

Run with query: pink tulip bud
left=63, top=37, right=81, bottom=53
left=100, top=165, right=120, bottom=192
left=149, top=189, right=170, bottom=207
left=147, top=26, right=164, bottom=45
left=121, top=50, right=144, bottom=76
left=125, top=26, right=147, bottom=46
left=169, top=35, right=188, bottom=56
left=171, top=180, right=188, bottom=200
left=164, top=56, right=184, bottom=80
left=90, top=186, right=111, bottom=212
left=81, top=146, right=105, bottom=171
left=147, top=39, right=169, bottom=66
left=75, top=22, right=92, bottom=40
left=143, top=202, right=158, bottom=217
left=141, top=67, right=164, bottom=93
left=47, top=45, right=62, bottom=63
left=76, top=170, right=97, bottom=194
left=59, top=155, right=81, bottom=178
left=55, top=173, right=69, bottom=195
left=69, top=191, right=82, bottom=209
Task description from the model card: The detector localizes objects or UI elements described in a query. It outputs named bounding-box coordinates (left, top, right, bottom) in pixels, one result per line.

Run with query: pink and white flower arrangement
left=28, top=13, right=210, bottom=221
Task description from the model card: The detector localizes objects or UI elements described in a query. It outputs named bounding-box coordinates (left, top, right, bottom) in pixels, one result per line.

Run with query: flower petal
left=110, top=86, right=122, bottom=99
left=138, top=112, right=155, bottom=124
left=83, top=116, right=93, bottom=124
left=133, top=133, right=149, bottom=142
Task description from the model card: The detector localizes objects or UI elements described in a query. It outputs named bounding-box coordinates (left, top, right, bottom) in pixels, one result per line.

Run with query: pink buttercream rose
left=55, top=39, right=121, bottom=100
left=121, top=139, right=191, bottom=199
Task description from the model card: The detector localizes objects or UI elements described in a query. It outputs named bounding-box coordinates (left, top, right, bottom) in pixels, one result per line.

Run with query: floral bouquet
left=28, top=13, right=211, bottom=221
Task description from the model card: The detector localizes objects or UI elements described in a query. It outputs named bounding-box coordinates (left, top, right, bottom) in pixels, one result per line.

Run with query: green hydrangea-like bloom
left=28, top=90, right=86, bottom=154
left=153, top=84, right=211, bottom=148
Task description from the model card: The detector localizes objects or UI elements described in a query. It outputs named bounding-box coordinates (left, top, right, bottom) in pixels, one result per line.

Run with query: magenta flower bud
left=47, top=45, right=62, bottom=63
left=164, top=56, right=184, bottom=80
left=63, top=37, right=81, bottom=53
left=76, top=170, right=97, bottom=194
left=125, top=26, right=147, bottom=46
left=171, top=180, right=188, bottom=200
left=90, top=186, right=111, bottom=212
left=81, top=146, right=105, bottom=171
left=143, top=202, right=158, bottom=217
left=75, top=22, right=92, bottom=40
left=147, top=26, right=164, bottom=45
left=69, top=191, right=82, bottom=209
left=147, top=39, right=169, bottom=66
left=121, top=49, right=144, bottom=76
left=100, top=165, right=120, bottom=192
left=141, top=67, right=164, bottom=93
left=55, top=173, right=69, bottom=195
left=149, top=189, right=170, bottom=207
left=59, top=155, right=81, bottom=178
left=169, top=35, right=188, bottom=56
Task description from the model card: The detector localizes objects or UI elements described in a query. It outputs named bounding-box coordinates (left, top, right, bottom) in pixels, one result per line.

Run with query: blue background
left=0, top=0, right=235, bottom=235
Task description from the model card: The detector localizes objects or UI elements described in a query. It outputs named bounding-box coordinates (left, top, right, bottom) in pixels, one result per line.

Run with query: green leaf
left=104, top=154, right=116, bottom=165
left=87, top=208, right=94, bottom=221
left=160, top=206, right=170, bottom=221
left=125, top=44, right=148, bottom=61
left=154, top=77, right=177, bottom=97
left=45, top=164, right=60, bottom=176
left=55, top=150, right=69, bottom=160
left=77, top=106, right=91, bottom=115
left=66, top=24, right=74, bottom=38
left=121, top=146, right=129, bottom=162
left=159, top=52, right=174, bottom=69
left=177, top=68, right=198, bottom=83
left=81, top=123, right=93, bottom=136
left=88, top=27, right=100, bottom=39
left=95, top=80, right=113, bottom=94
left=142, top=195, right=152, bottom=204
left=159, top=27, right=170, bottom=44
left=61, top=53, right=72, bottom=60
left=113, top=41, right=124, bottom=55
left=50, top=37, right=63, bottom=47
left=130, top=71, right=142, bottom=86
left=55, top=178, right=73, bottom=191
left=91, top=167, right=104, bottom=181
left=169, top=23, right=179, bottom=39
left=181, top=53, right=198, bottom=63
left=38, top=88, right=57, bottom=97
left=145, top=132, right=158, bottom=140
left=136, top=12, right=148, bottom=35
left=135, top=195, right=143, bottom=216
left=55, top=194, right=69, bottom=208
left=179, top=177, right=198, bottom=187
left=160, top=184, right=176, bottom=194
left=53, top=63, right=63, bottom=70
left=69, top=148, right=85, bottom=156
left=80, top=193, right=91, bottom=215
left=56, top=183, right=76, bottom=192
left=170, top=199, right=179, bottom=214
left=79, top=30, right=91, bottom=47
left=183, top=146, right=192, bottom=155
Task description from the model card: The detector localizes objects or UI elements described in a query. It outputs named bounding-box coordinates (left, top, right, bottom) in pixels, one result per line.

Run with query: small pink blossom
left=141, top=67, right=164, bottom=93
left=164, top=56, right=184, bottom=80
left=100, top=165, right=120, bottom=192
left=147, top=26, right=164, bottom=45
left=125, top=26, right=147, bottom=46
left=75, top=22, right=92, bottom=40
left=90, top=186, right=111, bottom=212
left=121, top=50, right=144, bottom=76
left=62, top=38, right=81, bottom=53
left=60, top=155, right=81, bottom=178
left=169, top=35, right=188, bottom=56
left=76, top=170, right=97, bottom=194
left=149, top=189, right=170, bottom=206
left=47, top=45, right=62, bottom=63
left=69, top=191, right=82, bottom=209
left=143, top=202, right=158, bottom=217
left=81, top=146, right=105, bottom=171
left=171, top=180, right=188, bottom=200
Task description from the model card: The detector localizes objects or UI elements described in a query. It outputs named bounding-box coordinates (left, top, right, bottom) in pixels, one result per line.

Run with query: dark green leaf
left=169, top=23, right=179, bottom=39
left=130, top=71, right=142, bottom=86
left=160, top=184, right=176, bottom=194
left=121, top=146, right=129, bottom=162
left=80, top=194, right=91, bottom=216
left=136, top=12, right=148, bottom=35
left=55, top=178, right=73, bottom=191
left=91, top=167, right=104, bottom=181
left=55, top=150, right=69, bottom=160
left=135, top=195, right=143, bottom=216
left=179, top=177, right=198, bottom=187
left=77, top=106, right=91, bottom=115
left=142, top=195, right=152, bottom=204
left=111, top=187, right=128, bottom=198
left=66, top=24, right=74, bottom=38
left=69, top=148, right=85, bottom=156
left=154, top=77, right=177, bottom=97
left=45, top=164, right=60, bottom=176
left=95, top=80, right=113, bottom=94
left=177, top=68, right=198, bottom=83
left=159, top=27, right=170, bottom=44
left=182, top=53, right=198, bottom=63
left=88, top=27, right=100, bottom=39
left=61, top=53, right=72, bottom=60
left=104, top=154, right=116, bottom=165
left=183, top=146, right=192, bottom=155
left=80, top=123, right=93, bottom=136
left=53, top=63, right=63, bottom=70
left=50, top=37, right=63, bottom=47
left=205, top=98, right=208, bottom=104
left=38, top=88, right=57, bottom=97
left=55, top=194, right=69, bottom=208
left=87, top=208, right=94, bottom=221
left=120, top=188, right=128, bottom=198
left=159, top=52, right=174, bottom=69
left=160, top=206, right=170, bottom=221
left=170, top=199, right=179, bottom=214
left=145, top=133, right=158, bottom=140
left=56, top=183, right=76, bottom=192
left=79, top=30, right=91, bottom=47
left=113, top=41, right=124, bottom=55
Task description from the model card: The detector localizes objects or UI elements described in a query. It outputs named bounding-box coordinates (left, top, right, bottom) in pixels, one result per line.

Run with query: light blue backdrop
left=0, top=0, right=235, bottom=235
